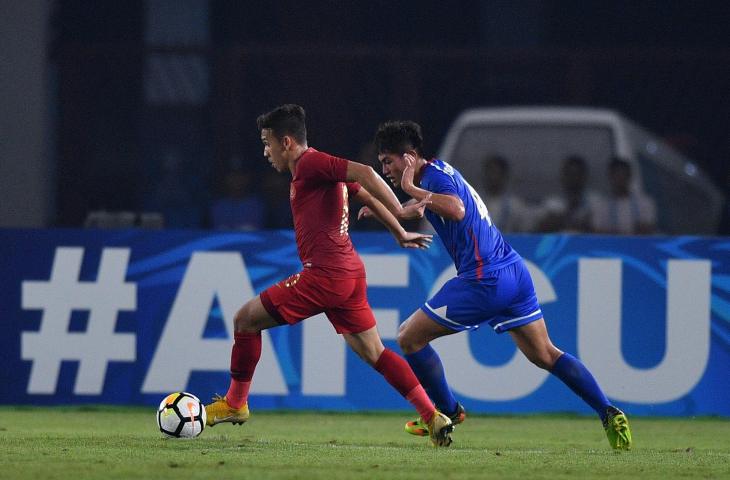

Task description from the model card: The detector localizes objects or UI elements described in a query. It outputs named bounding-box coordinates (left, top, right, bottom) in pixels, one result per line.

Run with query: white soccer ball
left=156, top=392, right=207, bottom=438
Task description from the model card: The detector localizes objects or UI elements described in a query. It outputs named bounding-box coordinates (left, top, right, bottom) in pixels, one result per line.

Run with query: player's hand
left=398, top=194, right=431, bottom=220
left=400, top=153, right=417, bottom=193
left=357, top=206, right=373, bottom=220
left=397, top=231, right=433, bottom=249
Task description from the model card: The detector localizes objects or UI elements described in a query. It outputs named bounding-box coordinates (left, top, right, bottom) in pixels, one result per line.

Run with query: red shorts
left=259, top=269, right=376, bottom=334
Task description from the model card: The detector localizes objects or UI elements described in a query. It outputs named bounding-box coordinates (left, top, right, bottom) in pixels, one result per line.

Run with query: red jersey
left=289, top=148, right=365, bottom=278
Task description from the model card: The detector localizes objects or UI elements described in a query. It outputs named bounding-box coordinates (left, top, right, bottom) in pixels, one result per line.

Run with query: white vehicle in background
left=438, top=107, right=724, bottom=234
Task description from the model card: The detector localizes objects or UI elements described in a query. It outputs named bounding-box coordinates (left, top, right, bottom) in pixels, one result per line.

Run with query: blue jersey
left=421, top=159, right=520, bottom=279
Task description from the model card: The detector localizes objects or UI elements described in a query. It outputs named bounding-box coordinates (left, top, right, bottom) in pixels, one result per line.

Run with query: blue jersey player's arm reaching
left=363, top=120, right=632, bottom=450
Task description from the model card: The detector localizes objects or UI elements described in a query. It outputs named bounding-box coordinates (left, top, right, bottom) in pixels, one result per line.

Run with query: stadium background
left=1, top=1, right=729, bottom=417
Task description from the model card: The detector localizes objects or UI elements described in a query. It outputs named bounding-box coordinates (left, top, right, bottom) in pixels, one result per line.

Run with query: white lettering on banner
left=362, top=254, right=407, bottom=340
left=300, top=255, right=408, bottom=395
left=141, top=252, right=287, bottom=394
left=433, top=261, right=556, bottom=400
left=372, top=309, right=401, bottom=340
left=578, top=259, right=711, bottom=403
left=301, top=314, right=345, bottom=395
left=21, top=248, right=136, bottom=394
left=361, top=254, right=409, bottom=286
left=20, top=246, right=713, bottom=405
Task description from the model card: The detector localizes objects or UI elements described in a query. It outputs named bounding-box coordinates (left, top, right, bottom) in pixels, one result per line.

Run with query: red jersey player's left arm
left=346, top=161, right=428, bottom=221
left=353, top=187, right=432, bottom=249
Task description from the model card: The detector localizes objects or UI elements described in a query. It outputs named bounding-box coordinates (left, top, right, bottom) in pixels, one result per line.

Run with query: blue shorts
left=421, top=260, right=542, bottom=333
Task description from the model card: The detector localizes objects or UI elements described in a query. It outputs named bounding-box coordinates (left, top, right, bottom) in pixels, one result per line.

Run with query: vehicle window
left=446, top=124, right=615, bottom=203
left=636, top=152, right=717, bottom=234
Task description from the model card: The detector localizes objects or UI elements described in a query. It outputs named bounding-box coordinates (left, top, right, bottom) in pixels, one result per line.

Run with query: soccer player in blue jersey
left=360, top=120, right=632, bottom=450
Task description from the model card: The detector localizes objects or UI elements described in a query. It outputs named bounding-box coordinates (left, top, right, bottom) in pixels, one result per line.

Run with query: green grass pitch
left=2, top=406, right=729, bottom=479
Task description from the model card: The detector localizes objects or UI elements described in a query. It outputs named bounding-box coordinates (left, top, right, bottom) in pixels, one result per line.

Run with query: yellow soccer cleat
left=406, top=402, right=466, bottom=437
left=205, top=394, right=250, bottom=427
left=427, top=411, right=454, bottom=447
left=603, top=406, right=632, bottom=450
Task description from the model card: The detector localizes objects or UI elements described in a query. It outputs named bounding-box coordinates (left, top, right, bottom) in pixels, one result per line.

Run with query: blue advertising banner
left=1, top=229, right=728, bottom=417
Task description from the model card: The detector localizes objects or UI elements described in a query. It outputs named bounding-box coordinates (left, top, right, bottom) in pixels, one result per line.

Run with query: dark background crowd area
left=39, top=1, right=730, bottom=233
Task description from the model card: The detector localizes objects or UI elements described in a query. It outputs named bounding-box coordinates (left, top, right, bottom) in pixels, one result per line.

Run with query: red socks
left=226, top=337, right=435, bottom=423
left=227, top=331, right=262, bottom=409
left=374, top=348, right=435, bottom=423
left=226, top=379, right=251, bottom=409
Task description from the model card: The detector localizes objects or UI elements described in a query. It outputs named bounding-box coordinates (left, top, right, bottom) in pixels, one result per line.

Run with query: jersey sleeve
left=346, top=182, right=361, bottom=196
left=422, top=167, right=458, bottom=196
left=298, top=151, right=349, bottom=183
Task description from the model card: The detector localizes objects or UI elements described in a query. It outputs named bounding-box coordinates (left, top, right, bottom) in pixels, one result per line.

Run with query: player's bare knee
left=398, top=319, right=410, bottom=334
left=396, top=331, right=408, bottom=352
left=397, top=331, right=418, bottom=355
left=532, top=356, right=552, bottom=370
left=233, top=304, right=257, bottom=333
left=360, top=350, right=380, bottom=366
left=526, top=349, right=557, bottom=370
left=348, top=344, right=380, bottom=366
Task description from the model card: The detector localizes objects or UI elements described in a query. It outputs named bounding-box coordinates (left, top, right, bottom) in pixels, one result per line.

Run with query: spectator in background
left=537, top=155, right=601, bottom=233
left=592, top=157, right=656, bottom=235
left=478, top=154, right=535, bottom=233
left=210, top=168, right=265, bottom=230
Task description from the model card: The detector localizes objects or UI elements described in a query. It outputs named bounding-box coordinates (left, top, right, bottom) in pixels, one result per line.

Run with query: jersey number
left=339, top=184, right=350, bottom=235
left=466, top=182, right=492, bottom=226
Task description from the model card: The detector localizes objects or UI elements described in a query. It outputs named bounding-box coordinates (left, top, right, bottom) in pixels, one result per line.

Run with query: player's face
left=378, top=152, right=406, bottom=188
left=261, top=129, right=287, bottom=172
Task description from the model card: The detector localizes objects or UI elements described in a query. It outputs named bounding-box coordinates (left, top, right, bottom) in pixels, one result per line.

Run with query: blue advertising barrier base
left=1, top=229, right=728, bottom=416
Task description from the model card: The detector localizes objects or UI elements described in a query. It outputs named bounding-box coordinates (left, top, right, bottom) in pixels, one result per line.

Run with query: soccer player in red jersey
left=205, top=104, right=454, bottom=446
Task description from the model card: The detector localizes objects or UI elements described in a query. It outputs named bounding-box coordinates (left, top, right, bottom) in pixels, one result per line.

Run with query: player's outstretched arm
left=400, top=153, right=465, bottom=221
left=354, top=187, right=432, bottom=249
left=358, top=198, right=428, bottom=221
left=346, top=161, right=426, bottom=221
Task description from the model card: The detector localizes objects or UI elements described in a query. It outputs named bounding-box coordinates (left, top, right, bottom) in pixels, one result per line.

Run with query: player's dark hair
left=256, top=104, right=307, bottom=144
left=374, top=120, right=424, bottom=156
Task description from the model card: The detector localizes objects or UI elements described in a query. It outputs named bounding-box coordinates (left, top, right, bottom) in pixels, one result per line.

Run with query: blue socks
left=550, top=352, right=611, bottom=420
left=405, top=344, right=458, bottom=416
left=406, top=346, right=610, bottom=421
